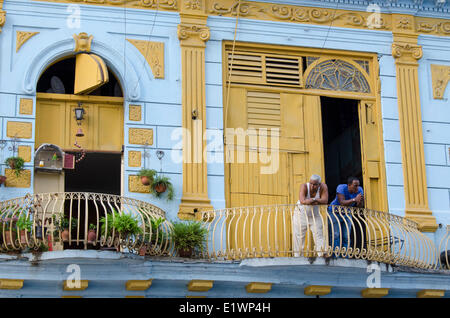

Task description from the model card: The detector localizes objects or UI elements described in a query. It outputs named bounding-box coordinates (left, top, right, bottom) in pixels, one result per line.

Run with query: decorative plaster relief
left=127, top=40, right=164, bottom=79
left=18, top=145, right=31, bottom=162
left=128, top=150, right=142, bottom=167
left=19, top=98, right=33, bottom=115
left=431, top=64, right=450, bottom=99
left=7, top=121, right=32, bottom=139
left=128, top=175, right=151, bottom=193
left=5, top=169, right=31, bottom=188
left=129, top=128, right=153, bottom=145
left=129, top=104, right=142, bottom=121
left=73, top=32, right=93, bottom=52
left=16, top=31, right=39, bottom=53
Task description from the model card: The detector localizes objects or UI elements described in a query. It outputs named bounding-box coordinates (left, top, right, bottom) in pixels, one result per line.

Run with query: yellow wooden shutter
left=74, top=53, right=109, bottom=95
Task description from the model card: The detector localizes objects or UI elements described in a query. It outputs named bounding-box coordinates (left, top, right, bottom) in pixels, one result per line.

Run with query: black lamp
left=74, top=103, right=85, bottom=122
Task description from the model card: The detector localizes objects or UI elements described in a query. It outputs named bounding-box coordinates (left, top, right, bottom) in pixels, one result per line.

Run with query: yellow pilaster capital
left=392, top=41, right=422, bottom=65
left=188, top=280, right=214, bottom=292
left=304, top=285, right=332, bottom=296
left=0, top=10, right=5, bottom=30
left=245, top=282, right=272, bottom=293
left=0, top=279, right=24, bottom=290
left=417, top=289, right=445, bottom=298
left=177, top=20, right=210, bottom=48
left=361, top=288, right=389, bottom=298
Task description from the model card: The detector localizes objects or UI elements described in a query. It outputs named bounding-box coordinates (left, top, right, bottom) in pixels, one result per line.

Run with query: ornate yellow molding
left=63, top=280, right=89, bottom=291
left=16, top=31, right=39, bottom=53
left=73, top=32, right=93, bottom=53
left=19, top=98, right=34, bottom=115
left=127, top=40, right=164, bottom=79
left=431, top=64, right=450, bottom=99
left=417, top=289, right=445, bottom=298
left=0, top=0, right=5, bottom=34
left=392, top=34, right=437, bottom=232
left=128, top=150, right=142, bottom=167
left=5, top=169, right=31, bottom=188
left=31, top=0, right=450, bottom=37
left=177, top=22, right=210, bottom=47
left=129, top=104, right=142, bottom=121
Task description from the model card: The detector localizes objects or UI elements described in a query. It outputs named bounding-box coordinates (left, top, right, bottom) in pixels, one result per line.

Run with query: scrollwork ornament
left=0, top=10, right=5, bottom=29
left=392, top=43, right=423, bottom=61
left=177, top=24, right=210, bottom=43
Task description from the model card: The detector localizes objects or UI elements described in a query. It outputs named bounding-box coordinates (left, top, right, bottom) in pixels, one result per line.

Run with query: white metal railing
left=197, top=204, right=439, bottom=270
left=0, top=192, right=174, bottom=256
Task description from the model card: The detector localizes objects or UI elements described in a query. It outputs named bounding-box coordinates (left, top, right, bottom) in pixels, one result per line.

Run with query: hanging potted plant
left=5, top=157, right=25, bottom=177
left=87, top=223, right=96, bottom=244
left=137, top=168, right=157, bottom=186
left=16, top=215, right=33, bottom=244
left=3, top=217, right=18, bottom=246
left=151, top=174, right=174, bottom=201
left=170, top=221, right=208, bottom=258
left=0, top=175, right=6, bottom=185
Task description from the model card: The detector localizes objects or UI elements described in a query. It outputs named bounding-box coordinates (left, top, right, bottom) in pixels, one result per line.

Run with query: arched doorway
left=34, top=55, right=124, bottom=196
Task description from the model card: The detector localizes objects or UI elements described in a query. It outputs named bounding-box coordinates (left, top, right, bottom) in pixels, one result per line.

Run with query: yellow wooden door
left=225, top=88, right=323, bottom=257
left=36, top=96, right=124, bottom=152
left=358, top=100, right=389, bottom=252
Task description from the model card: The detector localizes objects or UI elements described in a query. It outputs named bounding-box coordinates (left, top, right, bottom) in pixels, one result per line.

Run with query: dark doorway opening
left=321, top=96, right=365, bottom=251
left=321, top=96, right=363, bottom=202
left=63, top=152, right=121, bottom=249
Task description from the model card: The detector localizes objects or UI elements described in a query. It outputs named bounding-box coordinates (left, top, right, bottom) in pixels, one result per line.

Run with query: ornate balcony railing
left=439, top=225, right=450, bottom=270
left=0, top=192, right=174, bottom=256
left=197, top=204, right=440, bottom=270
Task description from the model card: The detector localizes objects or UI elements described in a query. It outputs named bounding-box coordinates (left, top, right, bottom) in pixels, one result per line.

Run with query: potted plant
left=0, top=175, right=6, bottom=185
left=88, top=223, right=96, bottom=244
left=170, top=221, right=208, bottom=258
left=3, top=217, right=18, bottom=246
left=56, top=214, right=77, bottom=242
left=112, top=212, right=143, bottom=239
left=137, top=168, right=157, bottom=186
left=16, top=215, right=33, bottom=244
left=5, top=157, right=25, bottom=177
left=151, top=174, right=174, bottom=201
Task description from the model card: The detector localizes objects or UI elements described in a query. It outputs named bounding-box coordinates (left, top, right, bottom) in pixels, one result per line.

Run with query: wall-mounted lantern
left=74, top=102, right=85, bottom=137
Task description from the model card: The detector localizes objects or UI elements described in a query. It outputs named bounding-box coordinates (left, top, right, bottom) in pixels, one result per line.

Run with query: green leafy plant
left=53, top=213, right=77, bottom=231
left=5, top=157, right=25, bottom=177
left=151, top=174, right=174, bottom=201
left=100, top=212, right=116, bottom=235
left=170, top=221, right=208, bottom=257
left=138, top=168, right=157, bottom=185
left=142, top=217, right=168, bottom=245
left=16, top=215, right=33, bottom=232
left=112, top=213, right=143, bottom=237
left=89, top=223, right=96, bottom=230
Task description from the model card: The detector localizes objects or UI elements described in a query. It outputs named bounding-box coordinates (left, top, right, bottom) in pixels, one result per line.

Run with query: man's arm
left=316, top=183, right=329, bottom=204
left=299, top=184, right=314, bottom=205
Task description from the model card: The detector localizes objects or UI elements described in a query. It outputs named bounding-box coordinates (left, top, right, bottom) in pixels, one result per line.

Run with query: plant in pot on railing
left=137, top=168, right=157, bottom=186
left=138, top=217, right=168, bottom=256
left=87, top=224, right=97, bottom=244
left=2, top=217, right=18, bottom=246
left=5, top=157, right=25, bottom=177
left=170, top=221, right=208, bottom=258
left=16, top=215, right=33, bottom=244
left=151, top=174, right=174, bottom=201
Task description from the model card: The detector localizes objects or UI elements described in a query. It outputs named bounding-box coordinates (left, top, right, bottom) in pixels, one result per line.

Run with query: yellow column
left=0, top=1, right=5, bottom=34
left=177, top=2, right=213, bottom=220
left=391, top=14, right=437, bottom=232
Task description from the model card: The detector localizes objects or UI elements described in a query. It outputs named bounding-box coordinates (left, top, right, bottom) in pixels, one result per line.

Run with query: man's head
left=347, top=176, right=360, bottom=193
left=309, top=174, right=321, bottom=192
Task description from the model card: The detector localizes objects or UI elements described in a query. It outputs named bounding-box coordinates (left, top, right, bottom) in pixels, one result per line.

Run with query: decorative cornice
left=16, top=31, right=40, bottom=53
left=430, top=64, right=450, bottom=99
left=29, top=0, right=450, bottom=36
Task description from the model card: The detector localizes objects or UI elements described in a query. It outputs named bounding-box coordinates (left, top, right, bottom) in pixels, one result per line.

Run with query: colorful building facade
left=0, top=0, right=449, bottom=298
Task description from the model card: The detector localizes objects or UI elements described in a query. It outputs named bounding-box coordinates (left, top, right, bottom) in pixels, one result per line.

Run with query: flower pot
left=61, top=229, right=70, bottom=242
left=0, top=176, right=6, bottom=185
left=20, top=230, right=28, bottom=244
left=8, top=161, right=15, bottom=170
left=4, top=230, right=13, bottom=246
left=139, top=245, right=147, bottom=256
left=178, top=247, right=193, bottom=258
left=155, top=183, right=167, bottom=194
left=87, top=229, right=96, bottom=244
left=141, top=176, right=151, bottom=186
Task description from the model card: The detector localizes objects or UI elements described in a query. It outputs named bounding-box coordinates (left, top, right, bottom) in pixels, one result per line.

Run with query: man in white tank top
left=292, top=174, right=329, bottom=257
